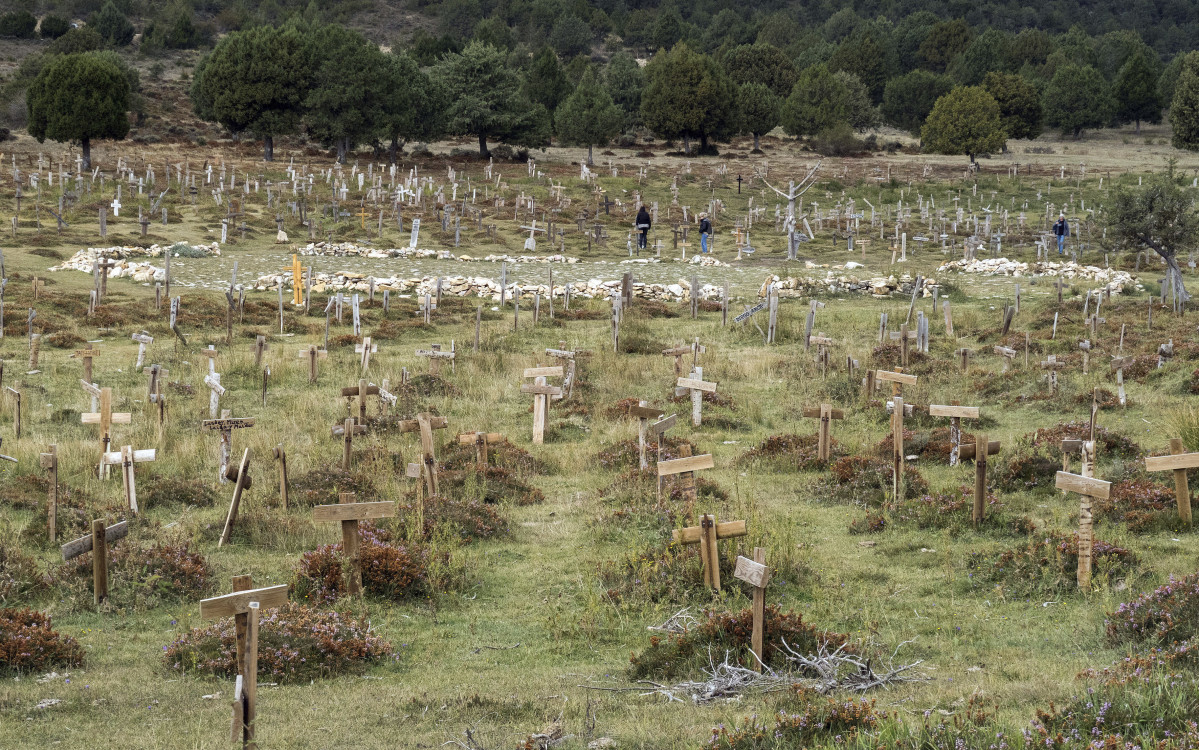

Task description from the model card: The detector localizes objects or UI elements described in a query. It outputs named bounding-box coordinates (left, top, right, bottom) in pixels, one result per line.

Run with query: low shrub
left=737, top=433, right=845, bottom=471
left=394, top=494, right=508, bottom=542
left=164, top=603, right=394, bottom=682
left=598, top=539, right=734, bottom=605
left=708, top=694, right=885, bottom=749
left=289, top=468, right=376, bottom=507
left=0, top=541, right=46, bottom=602
left=1106, top=572, right=1199, bottom=647
left=55, top=541, right=213, bottom=605
left=1097, top=477, right=1184, bottom=533
left=628, top=606, right=851, bottom=680
left=433, top=466, right=544, bottom=506
left=967, top=532, right=1137, bottom=597
left=141, top=476, right=219, bottom=508
left=293, top=529, right=428, bottom=604
left=828, top=455, right=928, bottom=506
left=0, top=609, right=85, bottom=674
left=595, top=436, right=696, bottom=471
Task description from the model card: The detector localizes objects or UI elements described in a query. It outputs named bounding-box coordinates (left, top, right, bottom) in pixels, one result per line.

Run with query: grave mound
left=55, top=540, right=213, bottom=608
left=966, top=532, right=1137, bottom=597
left=0, top=609, right=85, bottom=674
left=393, top=495, right=509, bottom=543
left=737, top=433, right=846, bottom=470
left=293, top=528, right=428, bottom=604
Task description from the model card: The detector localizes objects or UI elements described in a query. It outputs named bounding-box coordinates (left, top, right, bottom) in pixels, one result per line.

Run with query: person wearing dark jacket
left=1053, top=213, right=1069, bottom=255
left=635, top=206, right=651, bottom=250
left=698, top=212, right=712, bottom=253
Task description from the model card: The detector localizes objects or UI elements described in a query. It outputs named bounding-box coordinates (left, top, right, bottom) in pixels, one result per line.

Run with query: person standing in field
left=698, top=212, right=712, bottom=253
left=635, top=205, right=651, bottom=250
left=1053, top=213, right=1069, bottom=254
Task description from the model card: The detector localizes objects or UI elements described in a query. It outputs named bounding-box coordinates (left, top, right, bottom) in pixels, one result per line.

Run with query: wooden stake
left=92, top=519, right=108, bottom=605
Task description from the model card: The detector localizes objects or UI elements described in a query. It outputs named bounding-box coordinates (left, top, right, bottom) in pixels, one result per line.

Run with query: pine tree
left=1113, top=50, right=1163, bottom=133
left=1042, top=63, right=1112, bottom=138
left=28, top=52, right=130, bottom=169
left=921, top=86, right=1006, bottom=163
left=1171, top=52, right=1199, bottom=151
left=737, top=83, right=780, bottom=151
left=556, top=69, right=623, bottom=164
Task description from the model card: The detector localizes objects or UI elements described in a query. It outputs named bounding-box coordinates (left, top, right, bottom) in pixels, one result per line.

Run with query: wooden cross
left=661, top=339, right=704, bottom=376
left=340, top=380, right=381, bottom=424
left=204, top=371, right=225, bottom=419
left=355, top=336, right=377, bottom=373
left=676, top=367, right=717, bottom=427
left=890, top=395, right=907, bottom=500
left=296, top=345, right=328, bottom=382
left=218, top=449, right=253, bottom=547
left=39, top=445, right=57, bottom=542
left=657, top=450, right=713, bottom=505
left=145, top=364, right=169, bottom=401
left=929, top=403, right=982, bottom=466
left=1040, top=354, right=1066, bottom=395
left=332, top=418, right=369, bottom=471
left=1055, top=452, right=1109, bottom=590
left=99, top=446, right=156, bottom=513
left=131, top=331, right=153, bottom=370
left=72, top=347, right=100, bottom=383
left=993, top=345, right=1017, bottom=373
left=955, top=347, right=972, bottom=373
left=61, top=519, right=127, bottom=605
left=81, top=386, right=131, bottom=455
left=203, top=416, right=256, bottom=484
left=521, top=365, right=563, bottom=444
left=30, top=276, right=45, bottom=300
left=200, top=576, right=289, bottom=748
left=671, top=513, right=747, bottom=590
left=888, top=325, right=917, bottom=366
left=253, top=335, right=268, bottom=368
left=1144, top=441, right=1196, bottom=525
left=415, top=343, right=455, bottom=376
left=875, top=369, right=917, bottom=396
left=1110, top=355, right=1132, bottom=407
left=810, top=334, right=834, bottom=377
left=546, top=345, right=589, bottom=401
left=802, top=404, right=844, bottom=461
left=733, top=549, right=770, bottom=671
left=630, top=401, right=666, bottom=469
left=398, top=413, right=449, bottom=496
left=457, top=431, right=507, bottom=469
left=650, top=413, right=677, bottom=495
left=281, top=254, right=306, bottom=305
left=312, top=492, right=396, bottom=594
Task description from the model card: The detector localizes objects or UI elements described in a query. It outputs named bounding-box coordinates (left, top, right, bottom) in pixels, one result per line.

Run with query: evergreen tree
left=721, top=43, right=797, bottom=98
left=949, top=29, right=1014, bottom=86
left=556, top=68, right=623, bottom=164
left=1113, top=50, right=1163, bottom=132
left=0, top=11, right=37, bottom=38
left=982, top=71, right=1043, bottom=140
left=190, top=25, right=310, bottom=161
left=91, top=2, right=133, bottom=46
left=549, top=14, right=592, bottom=58
left=38, top=13, right=70, bottom=40
left=780, top=64, right=847, bottom=137
left=921, top=86, right=1006, bottom=163
left=524, top=47, right=571, bottom=117
left=605, top=52, right=643, bottom=128
left=882, top=70, right=954, bottom=135
left=433, top=41, right=550, bottom=156
left=640, top=42, right=737, bottom=154
left=833, top=71, right=880, bottom=131
left=303, top=27, right=394, bottom=162
left=1106, top=163, right=1198, bottom=304
left=827, top=30, right=892, bottom=102
left=27, top=52, right=129, bottom=169
left=1043, top=63, right=1112, bottom=138
left=1170, top=52, right=1199, bottom=151
left=917, top=19, right=972, bottom=73
left=737, top=82, right=780, bottom=151
left=380, top=52, right=441, bottom=163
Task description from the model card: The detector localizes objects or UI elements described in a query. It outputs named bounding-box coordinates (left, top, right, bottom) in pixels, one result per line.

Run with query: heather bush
left=394, top=494, right=508, bottom=542
left=828, top=455, right=928, bottom=506
left=55, top=541, right=213, bottom=606
left=709, top=693, right=886, bottom=749
left=0, top=608, right=85, bottom=674
left=967, top=532, right=1137, bottom=597
left=140, top=476, right=218, bottom=508
left=1106, top=572, right=1199, bottom=647
left=0, top=540, right=45, bottom=603
left=293, top=527, right=428, bottom=604
left=164, top=603, right=394, bottom=682
left=737, top=433, right=846, bottom=471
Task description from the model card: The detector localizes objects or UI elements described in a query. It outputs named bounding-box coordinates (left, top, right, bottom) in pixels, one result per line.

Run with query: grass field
left=2, top=133, right=1199, bottom=750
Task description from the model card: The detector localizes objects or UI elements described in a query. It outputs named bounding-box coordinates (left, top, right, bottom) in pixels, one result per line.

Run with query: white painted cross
left=131, top=331, right=153, bottom=370
left=99, top=446, right=156, bottom=513
left=110, top=196, right=121, bottom=216
left=204, top=372, right=225, bottom=418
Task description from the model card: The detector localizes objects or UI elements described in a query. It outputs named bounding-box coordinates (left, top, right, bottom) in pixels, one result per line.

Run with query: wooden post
left=218, top=449, right=251, bottom=547
left=311, top=495, right=396, bottom=595
left=734, top=549, right=770, bottom=672
left=40, top=445, right=57, bottom=541
left=671, top=513, right=747, bottom=591
left=892, top=396, right=904, bottom=501
left=244, top=601, right=259, bottom=746
left=973, top=433, right=987, bottom=527
left=1056, top=457, right=1109, bottom=591
left=91, top=519, right=108, bottom=605
left=273, top=445, right=289, bottom=509
left=1144, top=442, right=1196, bottom=525
left=340, top=492, right=361, bottom=595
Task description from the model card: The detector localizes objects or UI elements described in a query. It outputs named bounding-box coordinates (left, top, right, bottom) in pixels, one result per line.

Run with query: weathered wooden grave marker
left=340, top=380, right=380, bottom=424
left=875, top=369, right=917, bottom=396
left=1055, top=451, right=1109, bottom=590
left=1144, top=440, right=1196, bottom=525
left=273, top=444, right=289, bottom=508
left=521, top=365, right=563, bottom=444
left=398, top=413, right=449, bottom=496
left=733, top=549, right=770, bottom=672
left=72, top=347, right=100, bottom=383
left=218, top=449, right=253, bottom=547
left=1040, top=354, right=1066, bottom=395
left=81, top=386, right=131, bottom=456
left=929, top=403, right=983, bottom=466
left=657, top=450, right=714, bottom=505
left=312, top=492, right=397, bottom=594
left=204, top=370, right=225, bottom=419
left=415, top=342, right=455, bottom=376
left=458, top=431, right=507, bottom=469
left=630, top=400, right=666, bottom=469
left=131, top=331, right=153, bottom=370
left=99, top=445, right=156, bottom=513
left=39, top=445, right=57, bottom=541
left=61, top=519, right=127, bottom=605
left=203, top=416, right=256, bottom=484
left=1110, top=355, right=1132, bottom=406
left=253, top=335, right=268, bottom=368
left=676, top=367, right=717, bottom=427
left=355, top=336, right=377, bottom=373
left=810, top=334, right=834, bottom=377
left=993, top=345, right=1017, bottom=373
left=331, top=418, right=368, bottom=471
left=671, top=513, right=747, bottom=590
left=296, top=344, right=328, bottom=382
left=802, top=404, right=844, bottom=461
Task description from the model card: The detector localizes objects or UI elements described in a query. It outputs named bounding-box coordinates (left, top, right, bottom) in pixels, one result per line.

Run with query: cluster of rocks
left=937, top=258, right=1138, bottom=293
left=760, top=272, right=930, bottom=298
left=296, top=242, right=579, bottom=263
left=49, top=243, right=220, bottom=283
left=251, top=271, right=722, bottom=302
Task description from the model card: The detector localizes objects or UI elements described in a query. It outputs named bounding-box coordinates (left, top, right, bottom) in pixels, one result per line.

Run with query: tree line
left=19, top=16, right=1199, bottom=165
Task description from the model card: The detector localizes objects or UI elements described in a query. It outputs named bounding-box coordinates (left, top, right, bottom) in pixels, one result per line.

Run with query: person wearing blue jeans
left=698, top=212, right=712, bottom=253
left=1053, top=213, right=1069, bottom=254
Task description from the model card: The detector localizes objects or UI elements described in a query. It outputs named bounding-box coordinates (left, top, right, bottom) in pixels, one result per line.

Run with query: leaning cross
left=98, top=445, right=156, bottom=513
left=676, top=367, right=717, bottom=427
left=218, top=449, right=253, bottom=547
left=312, top=492, right=396, bottom=595
left=61, top=519, right=128, bottom=605
left=131, top=331, right=153, bottom=370
left=521, top=365, right=563, bottom=444
left=204, top=372, right=225, bottom=419
left=1055, top=450, right=1109, bottom=590
left=1144, top=440, right=1196, bottom=525
left=993, top=345, right=1017, bottom=373
left=202, top=415, right=256, bottom=484
left=875, top=369, right=917, bottom=396
left=355, top=336, right=377, bottom=373
left=802, top=404, right=844, bottom=462
left=398, top=413, right=449, bottom=496
left=630, top=400, right=666, bottom=469
left=671, top=514, right=747, bottom=591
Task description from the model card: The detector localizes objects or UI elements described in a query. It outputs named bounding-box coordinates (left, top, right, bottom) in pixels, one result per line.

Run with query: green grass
left=1, top=143, right=1198, bottom=749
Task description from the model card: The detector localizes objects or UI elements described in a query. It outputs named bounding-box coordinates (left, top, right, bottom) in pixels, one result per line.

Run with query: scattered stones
left=758, top=273, right=930, bottom=298
left=49, top=243, right=221, bottom=284
left=938, top=258, right=1138, bottom=294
